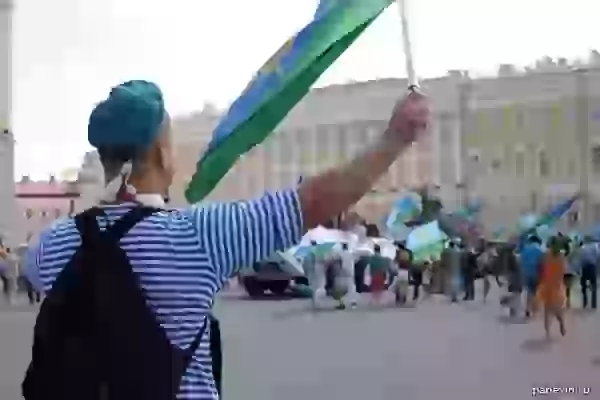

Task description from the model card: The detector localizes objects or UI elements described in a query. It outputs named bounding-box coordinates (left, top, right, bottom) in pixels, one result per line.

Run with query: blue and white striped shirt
left=33, top=190, right=303, bottom=399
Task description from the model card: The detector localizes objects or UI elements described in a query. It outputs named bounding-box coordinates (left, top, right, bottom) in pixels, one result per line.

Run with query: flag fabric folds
left=385, top=194, right=422, bottom=231
left=537, top=193, right=580, bottom=227
left=406, top=221, right=448, bottom=262
left=512, top=193, right=580, bottom=244
left=185, top=0, right=396, bottom=202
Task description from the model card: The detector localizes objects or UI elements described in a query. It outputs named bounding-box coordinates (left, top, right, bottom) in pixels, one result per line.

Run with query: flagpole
left=397, top=0, right=416, bottom=87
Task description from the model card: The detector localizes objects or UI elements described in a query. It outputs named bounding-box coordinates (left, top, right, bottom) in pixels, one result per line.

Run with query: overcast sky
left=12, top=0, right=600, bottom=178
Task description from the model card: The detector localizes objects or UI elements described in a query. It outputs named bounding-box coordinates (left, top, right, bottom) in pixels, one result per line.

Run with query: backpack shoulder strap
left=74, top=207, right=106, bottom=246
left=183, top=316, right=208, bottom=367
left=73, top=206, right=160, bottom=245
left=103, top=207, right=160, bottom=242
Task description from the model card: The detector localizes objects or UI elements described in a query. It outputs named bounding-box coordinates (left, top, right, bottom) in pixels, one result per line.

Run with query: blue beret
left=88, top=80, right=165, bottom=150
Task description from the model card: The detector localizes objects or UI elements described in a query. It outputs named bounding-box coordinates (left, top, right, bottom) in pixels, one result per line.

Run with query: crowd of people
left=0, top=242, right=42, bottom=306
left=301, top=220, right=598, bottom=340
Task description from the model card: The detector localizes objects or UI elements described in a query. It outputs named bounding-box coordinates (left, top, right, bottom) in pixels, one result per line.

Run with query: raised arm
left=298, top=91, right=428, bottom=228
left=191, top=91, right=429, bottom=285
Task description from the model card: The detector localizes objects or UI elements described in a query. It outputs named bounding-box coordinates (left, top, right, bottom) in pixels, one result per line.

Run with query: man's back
left=580, top=243, right=599, bottom=268
left=34, top=192, right=302, bottom=400
left=38, top=205, right=220, bottom=398
left=520, top=244, right=543, bottom=279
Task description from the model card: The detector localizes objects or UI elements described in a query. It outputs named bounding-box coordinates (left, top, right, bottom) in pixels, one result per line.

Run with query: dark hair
left=374, top=244, right=381, bottom=253
left=396, top=247, right=413, bottom=262
left=528, top=235, right=542, bottom=245
left=366, top=224, right=380, bottom=237
left=394, top=241, right=407, bottom=251
left=310, top=240, right=317, bottom=246
left=341, top=243, right=349, bottom=250
left=98, top=145, right=140, bottom=183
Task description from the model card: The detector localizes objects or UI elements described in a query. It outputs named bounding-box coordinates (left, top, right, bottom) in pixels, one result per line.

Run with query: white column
left=0, top=0, right=11, bottom=130
left=0, top=0, right=18, bottom=246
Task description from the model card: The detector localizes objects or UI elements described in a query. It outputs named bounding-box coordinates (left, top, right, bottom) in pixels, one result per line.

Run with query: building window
left=466, top=148, right=481, bottom=178
left=530, top=191, right=538, bottom=212
left=490, top=158, right=501, bottom=172
left=568, top=210, right=579, bottom=226
left=591, top=145, right=600, bottom=174
left=538, top=149, right=549, bottom=177
left=515, top=150, right=525, bottom=176
left=490, top=147, right=503, bottom=173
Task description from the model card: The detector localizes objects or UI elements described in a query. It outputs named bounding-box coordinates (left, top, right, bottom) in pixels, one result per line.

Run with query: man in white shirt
left=332, top=242, right=358, bottom=309
left=303, top=241, right=331, bottom=309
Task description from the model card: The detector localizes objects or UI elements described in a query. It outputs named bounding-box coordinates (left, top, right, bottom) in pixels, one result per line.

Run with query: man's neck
left=128, top=171, right=166, bottom=196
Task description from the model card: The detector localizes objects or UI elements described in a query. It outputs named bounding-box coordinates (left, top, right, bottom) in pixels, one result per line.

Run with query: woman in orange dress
left=537, top=237, right=567, bottom=339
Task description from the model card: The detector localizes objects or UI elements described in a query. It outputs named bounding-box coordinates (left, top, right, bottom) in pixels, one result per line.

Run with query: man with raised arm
left=26, top=81, right=429, bottom=400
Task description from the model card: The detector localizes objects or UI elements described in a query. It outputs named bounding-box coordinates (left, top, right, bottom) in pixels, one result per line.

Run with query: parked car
left=238, top=252, right=307, bottom=298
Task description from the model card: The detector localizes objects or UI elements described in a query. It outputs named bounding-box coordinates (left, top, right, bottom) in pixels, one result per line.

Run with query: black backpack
left=22, top=207, right=217, bottom=400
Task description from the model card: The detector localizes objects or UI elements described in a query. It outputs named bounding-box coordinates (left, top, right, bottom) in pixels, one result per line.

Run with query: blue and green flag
left=185, top=0, right=396, bottom=202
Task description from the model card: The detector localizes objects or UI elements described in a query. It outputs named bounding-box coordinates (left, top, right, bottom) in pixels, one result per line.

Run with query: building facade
left=16, top=176, right=79, bottom=243
left=168, top=80, right=436, bottom=221
left=438, top=59, right=600, bottom=231
left=75, top=58, right=600, bottom=229
left=0, top=0, right=18, bottom=246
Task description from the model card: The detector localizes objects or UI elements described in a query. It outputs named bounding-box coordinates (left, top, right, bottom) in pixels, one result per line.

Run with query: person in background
left=564, top=240, right=583, bottom=308
left=502, top=245, right=522, bottom=317
left=579, top=238, right=598, bottom=310
left=442, top=240, right=462, bottom=303
left=303, top=240, right=329, bottom=309
left=520, top=235, right=544, bottom=318
left=538, top=237, right=567, bottom=339
left=331, top=242, right=358, bottom=309
left=26, top=80, right=430, bottom=399
left=556, top=232, right=572, bottom=256
left=0, top=244, right=12, bottom=303
left=402, top=247, right=422, bottom=301
left=421, top=260, right=433, bottom=298
left=368, top=244, right=391, bottom=305
left=476, top=244, right=496, bottom=303
left=352, top=220, right=370, bottom=293
left=18, top=245, right=41, bottom=305
left=462, top=246, right=478, bottom=301
left=390, top=245, right=411, bottom=305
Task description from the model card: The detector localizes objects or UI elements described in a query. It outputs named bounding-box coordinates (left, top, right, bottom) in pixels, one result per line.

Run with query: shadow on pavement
left=219, top=292, right=298, bottom=302
left=568, top=308, right=595, bottom=318
left=270, top=305, right=340, bottom=320
left=270, top=302, right=417, bottom=320
left=462, top=302, right=485, bottom=312
left=353, top=303, right=417, bottom=313
left=520, top=337, right=553, bottom=353
left=497, top=315, right=529, bottom=325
